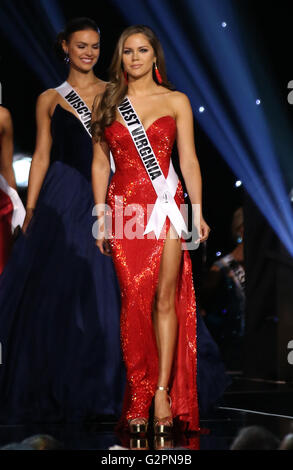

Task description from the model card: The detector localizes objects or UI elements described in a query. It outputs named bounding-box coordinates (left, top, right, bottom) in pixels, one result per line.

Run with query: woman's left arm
left=174, top=92, right=210, bottom=242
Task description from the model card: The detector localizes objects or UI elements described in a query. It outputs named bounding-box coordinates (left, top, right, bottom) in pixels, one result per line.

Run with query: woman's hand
left=198, top=215, right=211, bottom=243
left=193, top=213, right=211, bottom=244
left=95, top=218, right=112, bottom=256
left=96, top=236, right=112, bottom=256
left=22, top=208, right=34, bottom=234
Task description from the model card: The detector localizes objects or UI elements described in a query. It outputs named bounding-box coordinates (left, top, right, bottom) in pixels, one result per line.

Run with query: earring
left=154, top=63, right=163, bottom=84
left=64, top=53, right=70, bottom=64
left=124, top=70, right=128, bottom=84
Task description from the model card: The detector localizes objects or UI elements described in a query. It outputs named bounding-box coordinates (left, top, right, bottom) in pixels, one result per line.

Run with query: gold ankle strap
left=156, top=386, right=169, bottom=391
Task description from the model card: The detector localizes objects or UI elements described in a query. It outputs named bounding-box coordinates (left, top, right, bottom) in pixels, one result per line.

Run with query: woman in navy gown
left=0, top=18, right=124, bottom=423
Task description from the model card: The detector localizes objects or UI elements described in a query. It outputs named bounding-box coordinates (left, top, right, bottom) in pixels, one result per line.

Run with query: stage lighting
left=256, top=99, right=261, bottom=105
left=216, top=251, right=222, bottom=257
left=13, top=154, right=32, bottom=188
left=199, top=106, right=205, bottom=113
left=0, top=0, right=65, bottom=87
left=221, top=22, right=227, bottom=28
left=235, top=180, right=242, bottom=187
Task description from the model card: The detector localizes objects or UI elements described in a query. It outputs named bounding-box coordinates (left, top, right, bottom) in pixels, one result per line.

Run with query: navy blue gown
left=0, top=104, right=125, bottom=423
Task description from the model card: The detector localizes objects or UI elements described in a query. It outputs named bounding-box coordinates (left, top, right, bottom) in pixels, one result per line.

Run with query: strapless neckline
left=111, top=115, right=176, bottom=134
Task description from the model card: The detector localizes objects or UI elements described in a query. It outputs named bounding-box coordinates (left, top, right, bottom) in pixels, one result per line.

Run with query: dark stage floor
left=0, top=375, right=292, bottom=451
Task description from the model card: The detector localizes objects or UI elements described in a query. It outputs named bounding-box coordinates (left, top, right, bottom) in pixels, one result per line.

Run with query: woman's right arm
left=22, top=90, right=54, bottom=233
left=91, top=138, right=111, bottom=255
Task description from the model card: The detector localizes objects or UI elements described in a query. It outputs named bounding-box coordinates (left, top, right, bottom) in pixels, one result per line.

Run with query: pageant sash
left=55, top=81, right=116, bottom=172
left=0, top=174, right=25, bottom=232
left=117, top=96, right=188, bottom=239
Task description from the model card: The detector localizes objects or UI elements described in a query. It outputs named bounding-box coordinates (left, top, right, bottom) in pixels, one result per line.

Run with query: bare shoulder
left=37, top=88, right=58, bottom=106
left=35, top=88, right=60, bottom=119
left=0, top=106, right=12, bottom=121
left=0, top=106, right=11, bottom=118
left=168, top=90, right=191, bottom=111
left=0, top=106, right=12, bottom=133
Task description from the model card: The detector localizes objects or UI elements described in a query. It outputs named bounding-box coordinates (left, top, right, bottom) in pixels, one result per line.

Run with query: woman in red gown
left=92, top=25, right=229, bottom=434
left=0, top=106, right=17, bottom=274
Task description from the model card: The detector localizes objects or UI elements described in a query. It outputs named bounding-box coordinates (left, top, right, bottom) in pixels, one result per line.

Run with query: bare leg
left=152, top=226, right=182, bottom=419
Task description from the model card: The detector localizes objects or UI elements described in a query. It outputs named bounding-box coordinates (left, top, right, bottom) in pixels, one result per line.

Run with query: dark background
left=0, top=0, right=292, bottom=268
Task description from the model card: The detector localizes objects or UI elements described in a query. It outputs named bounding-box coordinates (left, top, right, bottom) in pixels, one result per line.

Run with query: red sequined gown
left=104, top=115, right=199, bottom=431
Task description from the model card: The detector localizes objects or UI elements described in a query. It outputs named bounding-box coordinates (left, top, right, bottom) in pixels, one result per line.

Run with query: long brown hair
left=91, top=25, right=173, bottom=142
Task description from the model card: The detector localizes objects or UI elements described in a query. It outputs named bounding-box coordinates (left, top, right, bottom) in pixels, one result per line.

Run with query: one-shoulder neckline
left=51, top=104, right=90, bottom=137
left=112, top=115, right=176, bottom=134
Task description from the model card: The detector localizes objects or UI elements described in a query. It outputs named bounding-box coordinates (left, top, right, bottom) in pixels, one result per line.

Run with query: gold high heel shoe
left=153, top=386, right=173, bottom=435
left=130, top=437, right=149, bottom=450
left=128, top=417, right=149, bottom=435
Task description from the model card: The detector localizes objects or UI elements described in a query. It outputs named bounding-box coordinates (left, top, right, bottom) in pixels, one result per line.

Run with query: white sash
left=117, top=96, right=188, bottom=239
left=55, top=81, right=116, bottom=173
left=0, top=174, right=25, bottom=232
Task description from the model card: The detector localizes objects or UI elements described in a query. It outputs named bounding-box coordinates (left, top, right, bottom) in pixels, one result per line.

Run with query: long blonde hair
left=91, top=25, right=173, bottom=142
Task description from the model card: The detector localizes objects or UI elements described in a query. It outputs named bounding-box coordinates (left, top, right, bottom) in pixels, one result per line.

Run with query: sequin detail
left=104, top=117, right=199, bottom=431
